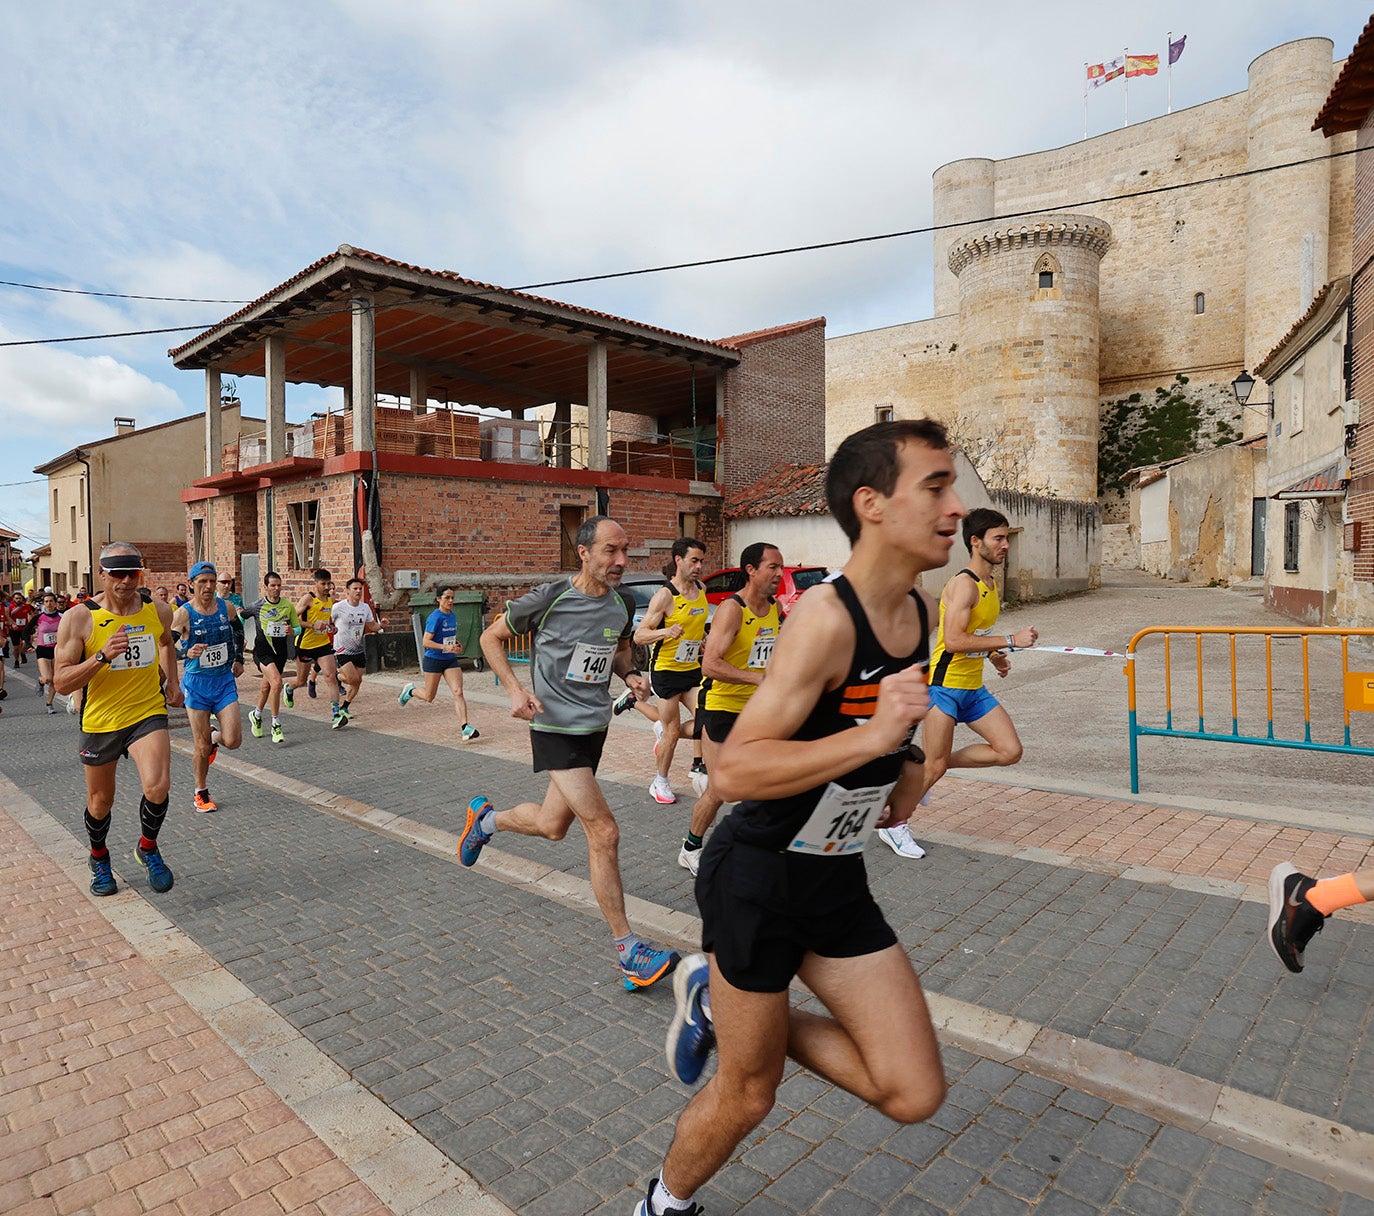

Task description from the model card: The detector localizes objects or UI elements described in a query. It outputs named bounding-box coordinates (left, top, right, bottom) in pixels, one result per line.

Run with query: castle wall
left=927, top=39, right=1350, bottom=409
left=823, top=315, right=958, bottom=456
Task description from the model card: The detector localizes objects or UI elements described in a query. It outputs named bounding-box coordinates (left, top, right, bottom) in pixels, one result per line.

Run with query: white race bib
left=748, top=636, right=775, bottom=669
left=786, top=780, right=896, bottom=856
left=674, top=638, right=702, bottom=665
left=567, top=642, right=614, bottom=684
left=265, top=621, right=290, bottom=638
left=198, top=642, right=229, bottom=668
left=41, top=631, right=57, bottom=646
left=109, top=634, right=156, bottom=670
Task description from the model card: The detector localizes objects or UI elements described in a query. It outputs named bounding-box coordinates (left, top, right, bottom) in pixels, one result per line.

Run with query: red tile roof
left=169, top=245, right=739, bottom=361
left=1315, top=16, right=1374, bottom=135
left=716, top=317, right=826, bottom=350
left=726, top=462, right=829, bottom=519
left=1274, top=461, right=1346, bottom=499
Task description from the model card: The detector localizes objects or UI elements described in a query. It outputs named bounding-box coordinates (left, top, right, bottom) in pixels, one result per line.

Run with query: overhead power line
left=0, top=144, right=1357, bottom=351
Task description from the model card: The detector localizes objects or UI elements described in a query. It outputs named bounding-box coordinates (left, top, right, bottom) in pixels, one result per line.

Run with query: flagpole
left=1123, top=47, right=1129, bottom=128
left=1166, top=31, right=1173, bottom=113
left=1084, top=63, right=1089, bottom=139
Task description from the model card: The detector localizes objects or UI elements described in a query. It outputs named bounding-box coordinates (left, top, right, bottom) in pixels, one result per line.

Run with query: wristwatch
left=95, top=650, right=111, bottom=665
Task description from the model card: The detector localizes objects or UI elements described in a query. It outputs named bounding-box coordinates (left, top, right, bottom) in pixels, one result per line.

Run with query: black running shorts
left=295, top=641, right=333, bottom=662
left=650, top=667, right=700, bottom=700
left=531, top=727, right=608, bottom=774
left=696, top=707, right=739, bottom=745
left=695, top=817, right=898, bottom=993
left=335, top=651, right=366, bottom=671
left=254, top=639, right=292, bottom=672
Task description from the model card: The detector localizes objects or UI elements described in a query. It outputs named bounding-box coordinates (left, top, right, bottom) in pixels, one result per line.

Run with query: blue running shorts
left=928, top=683, right=1001, bottom=725
left=181, top=670, right=239, bottom=714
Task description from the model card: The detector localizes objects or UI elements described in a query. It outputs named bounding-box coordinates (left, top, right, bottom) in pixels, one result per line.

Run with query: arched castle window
left=1195, top=293, right=1205, bottom=314
left=1034, top=253, right=1061, bottom=290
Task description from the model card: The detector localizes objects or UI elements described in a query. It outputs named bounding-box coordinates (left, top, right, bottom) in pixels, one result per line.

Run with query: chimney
left=114, top=417, right=135, bottom=435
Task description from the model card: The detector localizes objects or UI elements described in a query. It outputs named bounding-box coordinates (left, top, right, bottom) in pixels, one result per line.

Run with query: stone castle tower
left=947, top=213, right=1112, bottom=501
left=826, top=37, right=1353, bottom=504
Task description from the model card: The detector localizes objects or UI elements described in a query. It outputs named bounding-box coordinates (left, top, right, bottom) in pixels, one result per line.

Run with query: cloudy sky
left=1, top=1, right=1369, bottom=555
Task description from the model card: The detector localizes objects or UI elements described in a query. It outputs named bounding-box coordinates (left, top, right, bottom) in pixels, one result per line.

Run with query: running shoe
left=461, top=723, right=480, bottom=741
left=283, top=685, right=294, bottom=709
left=458, top=797, right=494, bottom=867
left=46, top=703, right=55, bottom=714
left=653, top=719, right=664, bottom=758
left=650, top=776, right=677, bottom=805
left=134, top=844, right=175, bottom=893
left=612, top=689, right=637, bottom=715
left=206, top=740, right=218, bottom=767
left=308, top=678, right=317, bottom=699
left=1268, top=862, right=1325, bottom=973
left=877, top=823, right=927, bottom=859
left=249, top=708, right=263, bottom=738
left=633, top=1179, right=703, bottom=1216
left=689, top=758, right=707, bottom=775
left=620, top=940, right=680, bottom=991
left=330, top=701, right=339, bottom=719
left=65, top=695, right=78, bottom=715
left=331, top=707, right=350, bottom=730
left=194, top=789, right=218, bottom=814
left=666, top=953, right=714, bottom=1084
left=399, top=682, right=415, bottom=707
left=271, top=722, right=285, bottom=745
left=677, top=841, right=701, bottom=877
left=690, top=768, right=709, bottom=798
left=89, top=854, right=117, bottom=897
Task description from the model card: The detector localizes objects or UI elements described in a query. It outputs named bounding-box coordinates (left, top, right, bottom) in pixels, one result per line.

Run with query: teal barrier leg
left=1128, top=709, right=1140, bottom=794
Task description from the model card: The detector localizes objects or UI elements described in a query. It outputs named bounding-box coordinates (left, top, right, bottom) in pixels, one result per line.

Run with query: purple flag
left=1169, top=34, right=1186, bottom=65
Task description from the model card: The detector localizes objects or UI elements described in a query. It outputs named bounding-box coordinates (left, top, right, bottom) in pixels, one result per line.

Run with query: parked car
left=702, top=565, right=828, bottom=616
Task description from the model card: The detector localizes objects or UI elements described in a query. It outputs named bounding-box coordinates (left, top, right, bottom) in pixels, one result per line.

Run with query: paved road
left=992, top=567, right=1374, bottom=821
left=2, top=617, right=1372, bottom=1216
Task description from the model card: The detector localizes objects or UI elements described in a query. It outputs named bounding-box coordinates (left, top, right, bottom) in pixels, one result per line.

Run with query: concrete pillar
left=352, top=293, right=376, bottom=454
left=204, top=369, right=222, bottom=477
left=587, top=342, right=608, bottom=472
left=409, top=367, right=427, bottom=416
left=264, top=337, right=287, bottom=463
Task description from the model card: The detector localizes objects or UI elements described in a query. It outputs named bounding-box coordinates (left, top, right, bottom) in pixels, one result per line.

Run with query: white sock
left=652, top=1177, right=694, bottom=1213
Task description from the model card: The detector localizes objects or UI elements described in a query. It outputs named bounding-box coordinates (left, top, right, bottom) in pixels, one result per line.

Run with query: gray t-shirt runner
left=504, top=578, right=635, bottom=734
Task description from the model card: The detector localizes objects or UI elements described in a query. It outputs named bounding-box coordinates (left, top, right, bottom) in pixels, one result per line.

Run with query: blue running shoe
left=458, top=797, right=494, bottom=867
left=621, top=940, right=680, bottom=991
left=89, top=854, right=117, bottom=897
left=666, top=953, right=714, bottom=1083
left=398, top=682, right=415, bottom=707
left=134, top=844, right=174, bottom=893
left=308, top=678, right=317, bottom=699
left=633, top=1179, right=703, bottom=1216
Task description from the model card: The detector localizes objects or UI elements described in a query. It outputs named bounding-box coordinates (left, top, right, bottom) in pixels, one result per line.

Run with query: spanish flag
left=1126, top=53, right=1160, bottom=78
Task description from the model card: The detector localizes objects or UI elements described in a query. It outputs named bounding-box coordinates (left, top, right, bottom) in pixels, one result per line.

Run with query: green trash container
left=409, top=590, right=486, bottom=670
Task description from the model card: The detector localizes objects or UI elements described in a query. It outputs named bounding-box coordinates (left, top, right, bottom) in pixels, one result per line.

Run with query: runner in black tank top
left=640, top=420, right=964, bottom=1216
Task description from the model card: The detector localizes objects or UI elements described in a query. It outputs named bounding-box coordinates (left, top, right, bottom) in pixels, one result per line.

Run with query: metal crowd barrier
left=1124, top=626, right=1374, bottom=793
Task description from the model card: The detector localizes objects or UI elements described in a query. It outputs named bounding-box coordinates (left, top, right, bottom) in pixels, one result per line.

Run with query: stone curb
left=1, top=773, right=515, bottom=1216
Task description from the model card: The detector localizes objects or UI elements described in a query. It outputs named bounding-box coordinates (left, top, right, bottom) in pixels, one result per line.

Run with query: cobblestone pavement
left=1, top=650, right=1372, bottom=1215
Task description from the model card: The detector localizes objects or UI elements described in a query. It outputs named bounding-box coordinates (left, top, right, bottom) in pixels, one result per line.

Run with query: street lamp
left=1231, top=370, right=1274, bottom=419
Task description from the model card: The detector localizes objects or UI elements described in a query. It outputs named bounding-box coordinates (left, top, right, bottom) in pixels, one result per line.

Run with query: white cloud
left=0, top=323, right=183, bottom=437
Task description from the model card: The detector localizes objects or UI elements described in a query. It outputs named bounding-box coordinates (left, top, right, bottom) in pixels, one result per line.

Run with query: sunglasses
left=218, top=579, right=232, bottom=585
left=104, top=571, right=139, bottom=581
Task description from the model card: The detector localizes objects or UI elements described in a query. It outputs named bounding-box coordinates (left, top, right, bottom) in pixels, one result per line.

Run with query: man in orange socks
left=1268, top=863, right=1373, bottom=972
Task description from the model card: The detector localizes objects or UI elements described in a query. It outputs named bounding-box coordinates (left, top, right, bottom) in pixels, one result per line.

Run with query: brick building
left=1316, top=16, right=1374, bottom=626
left=0, top=527, right=19, bottom=596
left=171, top=246, right=824, bottom=627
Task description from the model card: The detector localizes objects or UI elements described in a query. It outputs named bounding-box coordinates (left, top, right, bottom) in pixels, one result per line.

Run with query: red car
left=701, top=565, right=828, bottom=616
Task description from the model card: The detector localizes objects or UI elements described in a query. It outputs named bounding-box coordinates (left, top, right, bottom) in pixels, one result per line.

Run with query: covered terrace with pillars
left=170, top=245, right=816, bottom=613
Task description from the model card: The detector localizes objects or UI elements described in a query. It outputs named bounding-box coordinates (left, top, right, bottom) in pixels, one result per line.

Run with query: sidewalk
left=2, top=659, right=1372, bottom=1215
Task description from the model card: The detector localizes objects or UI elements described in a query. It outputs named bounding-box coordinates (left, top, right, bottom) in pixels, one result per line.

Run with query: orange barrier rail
left=1125, top=625, right=1374, bottom=793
